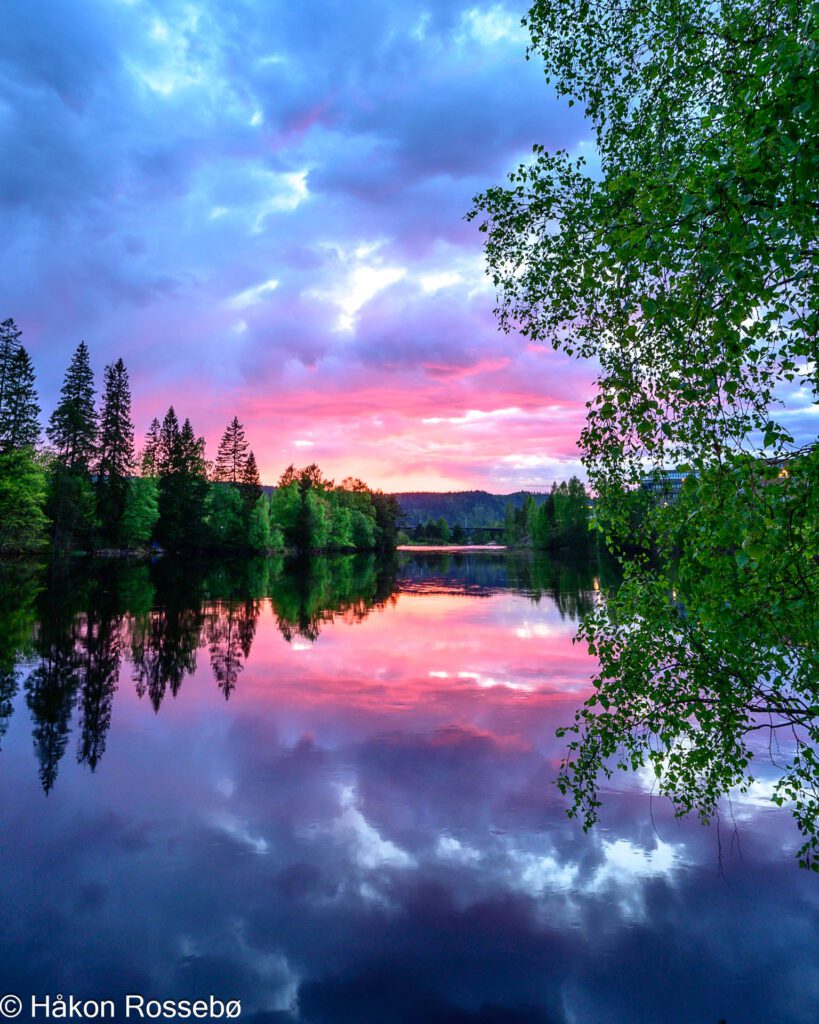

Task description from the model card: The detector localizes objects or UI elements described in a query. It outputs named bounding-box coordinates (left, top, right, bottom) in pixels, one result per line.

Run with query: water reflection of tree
left=271, top=554, right=397, bottom=643
left=508, top=553, right=616, bottom=621
left=75, top=599, right=122, bottom=772
left=205, top=599, right=260, bottom=700
left=24, top=567, right=89, bottom=793
left=0, top=565, right=40, bottom=752
left=3, top=554, right=400, bottom=787
left=129, top=562, right=204, bottom=711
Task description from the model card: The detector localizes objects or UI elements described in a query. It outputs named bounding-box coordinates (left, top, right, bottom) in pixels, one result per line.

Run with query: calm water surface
left=0, top=552, right=817, bottom=1023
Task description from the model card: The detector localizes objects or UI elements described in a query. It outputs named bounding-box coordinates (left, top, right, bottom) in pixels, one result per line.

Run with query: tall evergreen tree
left=46, top=341, right=97, bottom=472
left=241, top=449, right=263, bottom=508
left=0, top=318, right=23, bottom=417
left=180, top=418, right=207, bottom=480
left=96, top=358, right=135, bottom=541
left=156, top=407, right=181, bottom=477
left=46, top=342, right=97, bottom=550
left=213, top=416, right=248, bottom=483
left=141, top=417, right=162, bottom=476
left=0, top=346, right=40, bottom=452
left=155, top=409, right=208, bottom=550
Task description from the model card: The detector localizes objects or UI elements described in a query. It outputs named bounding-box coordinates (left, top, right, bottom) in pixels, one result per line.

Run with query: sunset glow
left=2, top=0, right=595, bottom=490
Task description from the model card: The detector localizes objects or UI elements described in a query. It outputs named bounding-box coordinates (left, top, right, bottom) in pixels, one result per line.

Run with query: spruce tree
left=46, top=342, right=97, bottom=549
left=0, top=318, right=23, bottom=417
left=0, top=346, right=40, bottom=452
left=180, top=418, right=207, bottom=480
left=155, top=410, right=208, bottom=550
left=96, top=358, right=135, bottom=541
left=141, top=417, right=162, bottom=476
left=156, top=407, right=181, bottom=477
left=47, top=341, right=97, bottom=472
left=213, top=416, right=248, bottom=483
left=241, top=449, right=263, bottom=507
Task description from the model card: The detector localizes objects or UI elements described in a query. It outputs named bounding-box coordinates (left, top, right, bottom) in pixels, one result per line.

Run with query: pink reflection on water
left=123, top=589, right=597, bottom=759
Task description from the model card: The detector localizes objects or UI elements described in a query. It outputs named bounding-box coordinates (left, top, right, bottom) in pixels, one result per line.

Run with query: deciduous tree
left=471, top=0, right=819, bottom=865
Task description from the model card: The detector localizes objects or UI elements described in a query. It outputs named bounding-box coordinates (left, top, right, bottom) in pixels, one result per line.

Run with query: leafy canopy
left=471, top=0, right=819, bottom=865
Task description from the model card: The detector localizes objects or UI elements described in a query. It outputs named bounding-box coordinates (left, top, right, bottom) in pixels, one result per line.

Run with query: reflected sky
left=0, top=554, right=817, bottom=1024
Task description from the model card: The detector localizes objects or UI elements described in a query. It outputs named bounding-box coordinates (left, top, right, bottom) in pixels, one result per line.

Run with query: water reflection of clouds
left=1, top=569, right=818, bottom=1022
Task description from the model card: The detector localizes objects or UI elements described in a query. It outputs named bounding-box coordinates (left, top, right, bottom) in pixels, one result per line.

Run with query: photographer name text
left=0, top=994, right=241, bottom=1020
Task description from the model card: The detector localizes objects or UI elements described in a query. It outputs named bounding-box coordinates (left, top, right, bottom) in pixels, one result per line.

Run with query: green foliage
left=0, top=345, right=40, bottom=453
left=206, top=483, right=246, bottom=550
left=472, top=0, right=819, bottom=862
left=46, top=466, right=97, bottom=552
left=0, top=449, right=49, bottom=553
left=119, top=477, right=159, bottom=549
left=270, top=466, right=383, bottom=552
left=247, top=494, right=273, bottom=550
left=270, top=480, right=301, bottom=543
left=155, top=409, right=209, bottom=551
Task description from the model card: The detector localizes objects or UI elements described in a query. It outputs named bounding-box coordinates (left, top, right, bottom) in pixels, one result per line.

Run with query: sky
left=0, top=0, right=597, bottom=491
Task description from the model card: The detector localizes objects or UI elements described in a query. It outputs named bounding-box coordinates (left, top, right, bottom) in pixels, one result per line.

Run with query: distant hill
left=391, top=490, right=548, bottom=527
left=259, top=485, right=549, bottom=528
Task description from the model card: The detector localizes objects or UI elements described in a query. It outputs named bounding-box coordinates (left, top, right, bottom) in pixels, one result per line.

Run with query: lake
left=0, top=552, right=817, bottom=1023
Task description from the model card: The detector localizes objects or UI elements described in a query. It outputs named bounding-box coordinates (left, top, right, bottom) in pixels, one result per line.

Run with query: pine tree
left=213, top=416, right=248, bottom=483
left=0, top=318, right=23, bottom=417
left=0, top=346, right=40, bottom=453
left=155, top=410, right=208, bottom=550
left=97, top=359, right=134, bottom=481
left=180, top=418, right=207, bottom=479
left=96, top=358, right=135, bottom=542
left=46, top=341, right=97, bottom=472
left=141, top=418, right=161, bottom=476
left=155, top=407, right=181, bottom=477
left=241, top=449, right=263, bottom=507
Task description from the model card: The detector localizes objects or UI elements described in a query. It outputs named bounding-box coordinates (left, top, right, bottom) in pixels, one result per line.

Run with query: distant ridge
left=258, top=486, right=549, bottom=528
left=390, top=490, right=548, bottom=527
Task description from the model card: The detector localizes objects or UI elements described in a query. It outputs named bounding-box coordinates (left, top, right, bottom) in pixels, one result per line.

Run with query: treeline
left=409, top=479, right=591, bottom=548
left=395, top=489, right=548, bottom=527
left=503, top=479, right=590, bottom=548
left=0, top=320, right=401, bottom=555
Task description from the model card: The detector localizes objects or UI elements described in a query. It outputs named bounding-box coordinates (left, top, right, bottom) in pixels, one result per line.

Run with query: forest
left=0, top=322, right=402, bottom=555
left=407, top=479, right=591, bottom=549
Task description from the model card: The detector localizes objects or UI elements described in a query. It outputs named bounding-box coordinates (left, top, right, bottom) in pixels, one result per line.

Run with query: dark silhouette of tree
left=237, top=599, right=258, bottom=658
left=206, top=601, right=244, bottom=700
left=75, top=605, right=121, bottom=772
left=371, top=491, right=403, bottom=550
left=25, top=606, right=83, bottom=794
left=46, top=343, right=98, bottom=550
left=0, top=346, right=40, bottom=453
left=154, top=409, right=208, bottom=550
left=141, top=417, right=162, bottom=476
left=241, top=449, right=262, bottom=504
left=96, top=358, right=135, bottom=542
left=155, top=406, right=180, bottom=476
left=131, top=604, right=203, bottom=711
left=0, top=318, right=23, bottom=418
left=47, top=341, right=97, bottom=472
left=213, top=416, right=248, bottom=483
